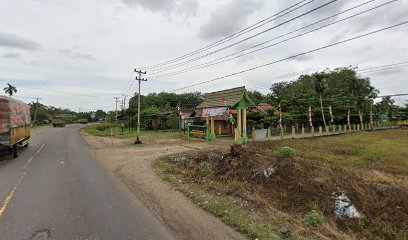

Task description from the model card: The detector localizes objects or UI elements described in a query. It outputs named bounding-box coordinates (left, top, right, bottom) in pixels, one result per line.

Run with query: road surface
left=0, top=125, right=174, bottom=240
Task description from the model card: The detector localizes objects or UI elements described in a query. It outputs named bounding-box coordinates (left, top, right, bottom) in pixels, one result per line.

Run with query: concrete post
left=242, top=109, right=247, bottom=138
left=237, top=109, right=242, bottom=138
left=325, top=126, right=329, bottom=135
left=353, top=124, right=356, bottom=131
left=319, top=126, right=322, bottom=136
left=292, top=126, right=295, bottom=139
left=311, top=126, right=315, bottom=137
left=252, top=126, right=255, bottom=142
left=301, top=126, right=305, bottom=138
left=357, top=124, right=360, bottom=131
left=267, top=127, right=271, bottom=141
left=280, top=127, right=283, bottom=140
left=332, top=125, right=336, bottom=134
left=339, top=124, right=342, bottom=133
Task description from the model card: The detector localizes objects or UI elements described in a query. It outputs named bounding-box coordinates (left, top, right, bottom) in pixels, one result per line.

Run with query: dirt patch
left=80, top=131, right=247, bottom=240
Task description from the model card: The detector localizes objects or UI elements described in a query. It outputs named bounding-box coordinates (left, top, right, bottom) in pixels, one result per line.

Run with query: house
left=194, top=86, right=255, bottom=140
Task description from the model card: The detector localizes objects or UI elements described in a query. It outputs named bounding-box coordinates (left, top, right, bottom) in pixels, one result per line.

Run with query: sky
left=0, top=0, right=407, bottom=111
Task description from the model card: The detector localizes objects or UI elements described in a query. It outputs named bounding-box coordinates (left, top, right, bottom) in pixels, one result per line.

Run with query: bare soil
left=80, top=131, right=247, bottom=240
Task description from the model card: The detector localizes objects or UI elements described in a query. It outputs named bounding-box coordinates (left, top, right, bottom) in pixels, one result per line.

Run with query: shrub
left=199, top=162, right=213, bottom=177
left=279, top=147, right=296, bottom=158
left=304, top=210, right=324, bottom=227
left=95, top=123, right=115, bottom=131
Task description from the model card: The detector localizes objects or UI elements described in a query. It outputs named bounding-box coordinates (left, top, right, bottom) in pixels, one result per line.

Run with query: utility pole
left=32, top=97, right=42, bottom=126
left=134, top=69, right=147, bottom=144
left=114, top=97, right=119, bottom=136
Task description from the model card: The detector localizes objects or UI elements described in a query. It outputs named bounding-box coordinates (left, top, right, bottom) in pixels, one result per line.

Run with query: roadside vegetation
left=155, top=129, right=408, bottom=240
left=83, top=123, right=181, bottom=138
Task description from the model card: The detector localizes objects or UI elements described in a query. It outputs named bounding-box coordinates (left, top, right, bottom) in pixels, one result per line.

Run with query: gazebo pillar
left=237, top=109, right=242, bottom=138
left=242, top=109, right=247, bottom=138
left=210, top=116, right=216, bottom=139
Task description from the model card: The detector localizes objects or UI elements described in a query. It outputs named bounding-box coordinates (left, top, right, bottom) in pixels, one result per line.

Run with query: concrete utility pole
left=134, top=69, right=147, bottom=144
left=114, top=97, right=120, bottom=135
left=32, top=97, right=42, bottom=126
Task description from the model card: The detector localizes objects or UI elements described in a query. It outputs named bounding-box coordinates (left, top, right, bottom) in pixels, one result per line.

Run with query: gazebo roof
left=196, top=86, right=255, bottom=109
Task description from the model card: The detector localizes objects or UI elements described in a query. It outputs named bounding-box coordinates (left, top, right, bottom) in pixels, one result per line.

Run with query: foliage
left=268, top=67, right=380, bottom=126
left=95, top=123, right=115, bottom=131
left=199, top=162, right=213, bottom=177
left=3, top=83, right=17, bottom=96
left=304, top=210, right=324, bottom=227
left=278, top=147, right=296, bottom=158
left=140, top=105, right=164, bottom=130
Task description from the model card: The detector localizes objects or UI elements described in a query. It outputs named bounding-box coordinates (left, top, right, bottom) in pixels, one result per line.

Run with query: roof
left=253, top=103, right=274, bottom=112
left=196, top=86, right=246, bottom=109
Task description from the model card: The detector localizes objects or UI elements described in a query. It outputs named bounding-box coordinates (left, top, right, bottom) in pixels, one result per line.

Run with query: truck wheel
left=12, top=145, right=19, bottom=158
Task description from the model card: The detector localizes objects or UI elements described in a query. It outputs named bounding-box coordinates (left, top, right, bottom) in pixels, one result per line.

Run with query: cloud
left=122, top=0, right=197, bottom=17
left=0, top=32, right=40, bottom=50
left=58, top=48, right=96, bottom=61
left=199, top=0, right=264, bottom=39
left=1, top=52, right=21, bottom=59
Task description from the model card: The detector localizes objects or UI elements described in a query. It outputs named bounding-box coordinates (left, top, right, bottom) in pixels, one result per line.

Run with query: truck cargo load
left=0, top=96, right=31, bottom=157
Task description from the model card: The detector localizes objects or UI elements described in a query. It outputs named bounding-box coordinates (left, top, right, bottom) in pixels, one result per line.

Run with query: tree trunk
left=320, top=94, right=327, bottom=127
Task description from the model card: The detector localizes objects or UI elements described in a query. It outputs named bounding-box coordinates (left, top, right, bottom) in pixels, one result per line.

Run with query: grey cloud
left=1, top=52, right=21, bottom=59
left=122, top=0, right=197, bottom=16
left=199, top=0, right=264, bottom=39
left=344, top=1, right=408, bottom=33
left=58, top=48, right=96, bottom=61
left=0, top=32, right=40, bottom=50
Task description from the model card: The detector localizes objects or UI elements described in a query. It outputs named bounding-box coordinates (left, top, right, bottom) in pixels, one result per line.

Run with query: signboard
left=201, top=107, right=227, bottom=117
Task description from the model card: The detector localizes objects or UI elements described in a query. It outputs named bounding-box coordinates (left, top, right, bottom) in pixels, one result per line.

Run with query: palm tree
left=3, top=83, right=17, bottom=97
left=314, top=76, right=327, bottom=128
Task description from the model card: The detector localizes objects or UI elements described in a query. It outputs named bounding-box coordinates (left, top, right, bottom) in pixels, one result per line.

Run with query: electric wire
left=169, top=21, right=408, bottom=92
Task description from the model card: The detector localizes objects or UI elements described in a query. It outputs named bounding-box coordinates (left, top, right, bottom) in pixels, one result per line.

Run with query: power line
left=248, top=62, right=408, bottom=91
left=147, top=0, right=338, bottom=73
left=170, top=21, right=408, bottom=92
left=358, top=64, right=408, bottom=74
left=150, top=0, right=391, bottom=79
left=122, top=71, right=135, bottom=95
left=358, top=61, right=408, bottom=71
left=141, top=0, right=316, bottom=70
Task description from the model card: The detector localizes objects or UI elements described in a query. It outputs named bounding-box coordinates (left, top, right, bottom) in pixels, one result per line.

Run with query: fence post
left=301, top=125, right=305, bottom=138
left=319, top=126, right=322, bottom=136
left=267, top=127, right=271, bottom=141
left=187, top=123, right=190, bottom=140
left=332, top=125, right=336, bottom=134
left=338, top=124, right=341, bottom=133
left=252, top=126, right=256, bottom=142
left=292, top=126, right=295, bottom=139
left=357, top=124, right=360, bottom=131
left=280, top=127, right=283, bottom=140
left=325, top=126, right=329, bottom=135
left=311, top=126, right=315, bottom=137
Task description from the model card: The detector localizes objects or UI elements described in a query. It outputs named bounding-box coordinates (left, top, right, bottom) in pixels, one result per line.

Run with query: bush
left=279, top=147, right=296, bottom=158
left=95, top=123, right=115, bottom=131
left=199, top=162, right=213, bottom=177
left=304, top=210, right=324, bottom=227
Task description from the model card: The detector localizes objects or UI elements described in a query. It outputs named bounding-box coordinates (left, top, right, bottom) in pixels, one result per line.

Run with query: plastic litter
left=263, top=167, right=275, bottom=177
left=333, top=192, right=362, bottom=218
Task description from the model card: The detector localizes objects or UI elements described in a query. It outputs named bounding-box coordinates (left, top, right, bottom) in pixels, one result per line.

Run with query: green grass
left=83, top=124, right=182, bottom=138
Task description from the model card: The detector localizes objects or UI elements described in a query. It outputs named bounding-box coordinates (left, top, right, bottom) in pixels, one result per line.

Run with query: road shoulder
left=80, top=130, right=247, bottom=240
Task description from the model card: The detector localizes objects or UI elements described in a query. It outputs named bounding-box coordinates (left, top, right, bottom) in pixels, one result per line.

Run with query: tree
left=313, top=74, right=327, bottom=128
left=3, top=83, right=17, bottom=97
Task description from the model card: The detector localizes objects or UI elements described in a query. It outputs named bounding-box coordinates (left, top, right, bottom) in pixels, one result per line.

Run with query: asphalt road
left=0, top=125, right=174, bottom=240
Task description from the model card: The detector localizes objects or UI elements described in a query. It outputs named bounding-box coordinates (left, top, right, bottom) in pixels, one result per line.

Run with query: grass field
left=155, top=129, right=408, bottom=240
left=83, top=123, right=182, bottom=138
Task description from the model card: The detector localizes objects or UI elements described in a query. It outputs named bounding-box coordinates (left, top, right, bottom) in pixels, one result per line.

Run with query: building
left=194, top=86, right=255, bottom=141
